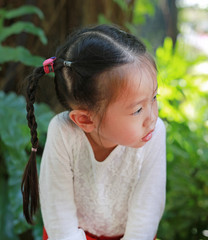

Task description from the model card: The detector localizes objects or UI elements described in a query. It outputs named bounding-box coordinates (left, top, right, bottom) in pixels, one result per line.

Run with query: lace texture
left=69, top=126, right=144, bottom=237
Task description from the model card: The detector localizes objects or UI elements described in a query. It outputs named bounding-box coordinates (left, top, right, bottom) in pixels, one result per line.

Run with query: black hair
left=21, top=24, right=156, bottom=224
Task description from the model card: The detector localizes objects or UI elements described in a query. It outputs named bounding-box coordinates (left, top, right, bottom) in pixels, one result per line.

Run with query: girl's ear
left=69, top=110, right=96, bottom=133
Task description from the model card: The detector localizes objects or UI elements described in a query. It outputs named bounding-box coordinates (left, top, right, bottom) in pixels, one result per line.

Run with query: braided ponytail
left=21, top=66, right=45, bottom=224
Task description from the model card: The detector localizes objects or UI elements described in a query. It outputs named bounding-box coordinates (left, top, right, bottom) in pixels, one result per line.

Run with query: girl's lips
left=142, top=130, right=154, bottom=142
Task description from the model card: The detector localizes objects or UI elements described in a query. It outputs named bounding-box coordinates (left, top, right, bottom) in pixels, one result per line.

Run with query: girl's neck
left=85, top=132, right=117, bottom=162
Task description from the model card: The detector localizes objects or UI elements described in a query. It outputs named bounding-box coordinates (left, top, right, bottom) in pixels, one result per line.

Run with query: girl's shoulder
left=47, top=111, right=80, bottom=139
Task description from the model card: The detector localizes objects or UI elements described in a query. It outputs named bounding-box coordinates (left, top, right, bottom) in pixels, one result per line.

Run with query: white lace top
left=39, top=111, right=166, bottom=240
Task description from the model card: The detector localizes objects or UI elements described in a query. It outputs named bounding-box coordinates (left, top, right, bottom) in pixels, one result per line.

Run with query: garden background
left=0, top=0, right=208, bottom=239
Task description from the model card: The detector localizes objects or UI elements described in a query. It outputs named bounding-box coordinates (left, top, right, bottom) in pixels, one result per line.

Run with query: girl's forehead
left=97, top=59, right=157, bottom=112
left=116, top=62, right=157, bottom=99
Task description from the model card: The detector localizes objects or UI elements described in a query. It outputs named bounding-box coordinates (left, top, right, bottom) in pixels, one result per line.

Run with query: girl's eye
left=153, top=94, right=158, bottom=101
left=133, top=107, right=142, bottom=116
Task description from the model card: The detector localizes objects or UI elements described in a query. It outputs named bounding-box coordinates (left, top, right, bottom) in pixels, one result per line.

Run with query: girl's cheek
left=154, top=101, right=158, bottom=113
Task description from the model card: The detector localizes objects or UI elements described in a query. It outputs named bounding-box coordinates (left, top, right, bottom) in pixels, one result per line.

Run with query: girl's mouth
left=142, top=130, right=154, bottom=142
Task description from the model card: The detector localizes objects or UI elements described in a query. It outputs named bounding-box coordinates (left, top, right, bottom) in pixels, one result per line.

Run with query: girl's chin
left=127, top=141, right=146, bottom=149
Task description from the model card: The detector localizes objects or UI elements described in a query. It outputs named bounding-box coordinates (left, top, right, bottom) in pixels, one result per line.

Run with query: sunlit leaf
left=157, top=35, right=208, bottom=240
left=133, top=0, right=156, bottom=24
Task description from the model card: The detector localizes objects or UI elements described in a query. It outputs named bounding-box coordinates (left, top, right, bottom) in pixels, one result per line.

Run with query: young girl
left=21, top=24, right=166, bottom=240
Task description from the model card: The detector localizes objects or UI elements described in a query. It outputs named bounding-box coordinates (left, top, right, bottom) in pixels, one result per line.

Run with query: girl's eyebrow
left=127, top=84, right=158, bottom=109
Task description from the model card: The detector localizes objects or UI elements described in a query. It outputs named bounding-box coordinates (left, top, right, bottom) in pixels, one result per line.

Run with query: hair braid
left=21, top=66, right=45, bottom=224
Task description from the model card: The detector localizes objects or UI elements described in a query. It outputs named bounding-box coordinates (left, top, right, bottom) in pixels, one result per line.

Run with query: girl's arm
left=123, top=118, right=166, bottom=240
left=39, top=115, right=86, bottom=240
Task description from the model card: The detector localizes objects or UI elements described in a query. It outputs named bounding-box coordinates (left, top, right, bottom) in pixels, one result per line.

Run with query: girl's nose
left=143, top=105, right=157, bottom=128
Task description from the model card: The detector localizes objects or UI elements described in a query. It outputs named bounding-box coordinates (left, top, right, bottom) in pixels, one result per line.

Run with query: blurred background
left=0, top=0, right=208, bottom=239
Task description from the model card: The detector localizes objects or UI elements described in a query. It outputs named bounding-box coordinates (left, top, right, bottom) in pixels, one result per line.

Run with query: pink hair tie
left=32, top=147, right=37, bottom=152
left=43, top=57, right=56, bottom=74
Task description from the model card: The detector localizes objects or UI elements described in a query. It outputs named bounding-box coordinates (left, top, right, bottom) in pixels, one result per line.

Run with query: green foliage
left=0, top=5, right=46, bottom=67
left=156, top=38, right=208, bottom=240
left=98, top=14, right=112, bottom=25
left=133, top=0, right=156, bottom=24
left=0, top=45, right=45, bottom=67
left=0, top=91, right=54, bottom=240
left=0, top=21, right=47, bottom=44
left=0, top=5, right=44, bottom=20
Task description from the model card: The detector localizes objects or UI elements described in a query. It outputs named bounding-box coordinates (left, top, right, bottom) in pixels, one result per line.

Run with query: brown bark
left=159, top=0, right=178, bottom=45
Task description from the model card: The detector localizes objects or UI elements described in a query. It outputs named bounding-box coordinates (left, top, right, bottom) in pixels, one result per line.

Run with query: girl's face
left=91, top=63, right=158, bottom=149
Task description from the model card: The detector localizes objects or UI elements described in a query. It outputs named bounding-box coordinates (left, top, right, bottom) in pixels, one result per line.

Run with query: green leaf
left=97, top=14, right=111, bottom=25
left=0, top=9, right=6, bottom=25
left=0, top=21, right=47, bottom=44
left=4, top=5, right=44, bottom=20
left=0, top=45, right=44, bottom=66
left=133, top=0, right=156, bottom=24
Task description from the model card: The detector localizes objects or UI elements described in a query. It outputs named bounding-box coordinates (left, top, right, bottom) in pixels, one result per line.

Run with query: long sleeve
left=122, top=118, right=166, bottom=240
left=39, top=116, right=86, bottom=240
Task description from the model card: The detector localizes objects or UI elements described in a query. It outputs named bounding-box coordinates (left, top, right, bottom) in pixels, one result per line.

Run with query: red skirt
left=43, top=227, right=156, bottom=240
